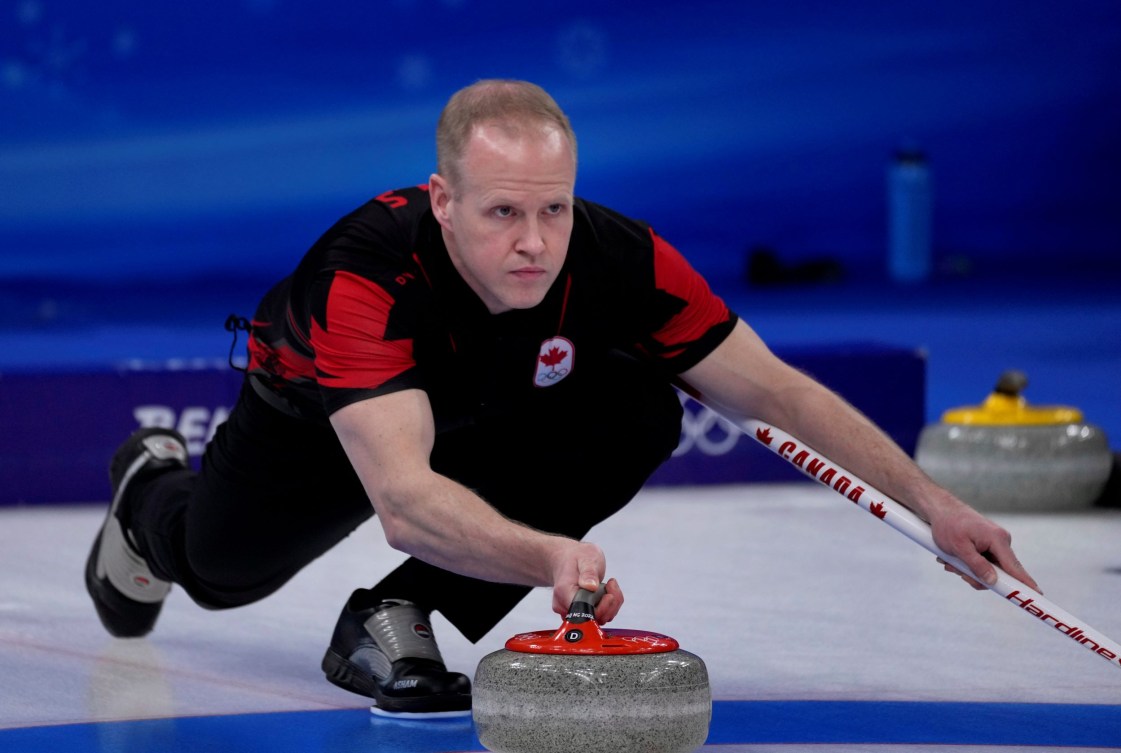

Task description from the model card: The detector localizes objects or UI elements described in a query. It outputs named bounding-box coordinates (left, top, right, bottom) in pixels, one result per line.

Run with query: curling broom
left=742, top=417, right=1121, bottom=672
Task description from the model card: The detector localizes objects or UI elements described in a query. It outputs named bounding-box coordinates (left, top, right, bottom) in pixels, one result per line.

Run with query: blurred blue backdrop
left=1, top=1, right=1120, bottom=463
left=2, top=0, right=1118, bottom=291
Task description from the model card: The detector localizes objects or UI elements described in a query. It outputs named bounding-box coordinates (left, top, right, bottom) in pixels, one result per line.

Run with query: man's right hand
left=549, top=542, right=624, bottom=624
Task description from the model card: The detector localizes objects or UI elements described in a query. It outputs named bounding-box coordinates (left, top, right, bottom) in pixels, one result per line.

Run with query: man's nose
left=517, top=216, right=546, bottom=256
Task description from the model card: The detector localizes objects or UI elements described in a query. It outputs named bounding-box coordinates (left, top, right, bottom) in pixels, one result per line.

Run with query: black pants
left=126, top=357, right=683, bottom=643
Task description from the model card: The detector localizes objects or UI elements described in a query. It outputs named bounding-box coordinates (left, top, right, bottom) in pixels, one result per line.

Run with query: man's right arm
left=328, top=389, right=623, bottom=621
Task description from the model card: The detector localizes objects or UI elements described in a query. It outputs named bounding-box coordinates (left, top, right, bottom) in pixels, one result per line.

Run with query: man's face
left=430, top=123, right=576, bottom=314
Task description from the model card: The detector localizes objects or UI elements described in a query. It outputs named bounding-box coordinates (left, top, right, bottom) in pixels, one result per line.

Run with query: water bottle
left=887, top=146, right=933, bottom=283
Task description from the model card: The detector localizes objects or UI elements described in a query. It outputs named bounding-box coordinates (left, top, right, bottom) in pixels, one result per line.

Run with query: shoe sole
left=85, top=532, right=162, bottom=638
left=321, top=648, right=471, bottom=714
left=85, top=430, right=183, bottom=638
left=369, top=705, right=471, bottom=719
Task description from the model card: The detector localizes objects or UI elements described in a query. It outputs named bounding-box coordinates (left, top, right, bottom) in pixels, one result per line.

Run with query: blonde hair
left=436, top=79, right=577, bottom=188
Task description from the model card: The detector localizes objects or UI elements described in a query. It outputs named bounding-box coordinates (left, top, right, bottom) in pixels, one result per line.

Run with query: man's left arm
left=679, top=319, right=1040, bottom=592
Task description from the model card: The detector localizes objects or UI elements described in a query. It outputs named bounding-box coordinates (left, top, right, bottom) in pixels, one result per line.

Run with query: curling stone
left=915, top=370, right=1113, bottom=512
left=472, top=587, right=711, bottom=753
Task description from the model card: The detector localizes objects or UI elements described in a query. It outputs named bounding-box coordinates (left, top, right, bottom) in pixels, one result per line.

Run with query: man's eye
left=494, top=207, right=514, bottom=218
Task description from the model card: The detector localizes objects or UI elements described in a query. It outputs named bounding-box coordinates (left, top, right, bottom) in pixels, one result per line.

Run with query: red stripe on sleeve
left=311, top=271, right=415, bottom=390
left=649, top=229, right=731, bottom=350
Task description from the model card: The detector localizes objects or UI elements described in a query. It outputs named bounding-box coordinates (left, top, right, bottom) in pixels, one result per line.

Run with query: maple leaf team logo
left=755, top=427, right=773, bottom=445
left=534, top=336, right=574, bottom=387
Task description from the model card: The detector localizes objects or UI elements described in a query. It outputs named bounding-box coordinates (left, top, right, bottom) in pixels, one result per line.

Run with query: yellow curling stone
left=915, top=370, right=1112, bottom=511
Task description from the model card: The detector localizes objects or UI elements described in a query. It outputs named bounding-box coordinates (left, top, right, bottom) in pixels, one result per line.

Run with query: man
left=86, top=79, right=1038, bottom=716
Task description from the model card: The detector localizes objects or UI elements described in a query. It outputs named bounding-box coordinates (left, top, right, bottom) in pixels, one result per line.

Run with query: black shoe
left=322, top=595, right=471, bottom=715
left=85, top=428, right=188, bottom=638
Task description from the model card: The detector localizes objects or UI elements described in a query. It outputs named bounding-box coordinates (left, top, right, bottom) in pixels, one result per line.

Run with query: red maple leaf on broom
left=539, top=347, right=568, bottom=367
left=756, top=427, right=773, bottom=445
left=869, top=501, right=887, bottom=519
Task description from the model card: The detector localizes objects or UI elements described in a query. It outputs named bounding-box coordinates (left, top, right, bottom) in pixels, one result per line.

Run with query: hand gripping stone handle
left=742, top=417, right=1121, bottom=673
left=565, top=583, right=607, bottom=624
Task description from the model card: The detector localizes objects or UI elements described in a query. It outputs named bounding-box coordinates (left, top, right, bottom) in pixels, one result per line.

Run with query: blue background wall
left=2, top=0, right=1119, bottom=292
left=1, top=1, right=1119, bottom=505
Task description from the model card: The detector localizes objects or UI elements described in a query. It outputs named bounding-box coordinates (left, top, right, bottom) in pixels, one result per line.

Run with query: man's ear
left=428, top=173, right=452, bottom=230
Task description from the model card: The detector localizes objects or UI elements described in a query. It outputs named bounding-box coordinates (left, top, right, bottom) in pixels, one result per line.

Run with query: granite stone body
left=916, top=422, right=1112, bottom=511
left=473, top=648, right=711, bottom=753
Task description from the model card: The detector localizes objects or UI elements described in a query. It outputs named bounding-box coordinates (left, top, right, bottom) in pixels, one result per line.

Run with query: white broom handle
left=741, top=417, right=1121, bottom=672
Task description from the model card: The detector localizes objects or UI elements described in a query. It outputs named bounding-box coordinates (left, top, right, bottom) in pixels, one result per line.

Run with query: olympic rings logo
left=536, top=367, right=570, bottom=384
left=673, top=394, right=744, bottom=457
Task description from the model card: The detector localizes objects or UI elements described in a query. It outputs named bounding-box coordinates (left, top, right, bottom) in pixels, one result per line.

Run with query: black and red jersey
left=246, top=185, right=738, bottom=429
